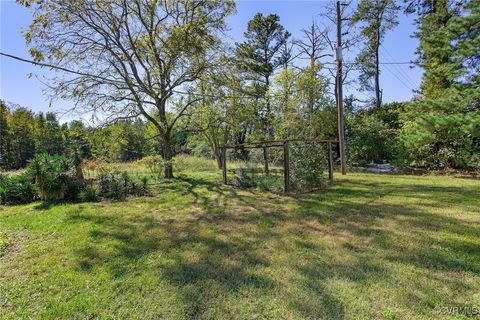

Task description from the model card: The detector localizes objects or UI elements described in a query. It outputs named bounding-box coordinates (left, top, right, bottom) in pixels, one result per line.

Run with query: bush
left=80, top=186, right=97, bottom=202
left=82, top=157, right=111, bottom=177
left=346, top=112, right=398, bottom=166
left=0, top=173, right=35, bottom=205
left=232, top=168, right=256, bottom=188
left=27, top=154, right=84, bottom=201
left=96, top=171, right=144, bottom=200
left=289, top=142, right=325, bottom=191
left=140, top=176, right=148, bottom=190
left=135, top=155, right=165, bottom=180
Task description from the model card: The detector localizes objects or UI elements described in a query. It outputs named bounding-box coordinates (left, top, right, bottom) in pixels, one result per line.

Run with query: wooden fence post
left=222, top=146, right=227, bottom=185
left=283, top=140, right=290, bottom=193
left=327, top=142, right=333, bottom=184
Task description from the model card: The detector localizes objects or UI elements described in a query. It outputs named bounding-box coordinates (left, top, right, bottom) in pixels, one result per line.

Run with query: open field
left=1, top=170, right=479, bottom=319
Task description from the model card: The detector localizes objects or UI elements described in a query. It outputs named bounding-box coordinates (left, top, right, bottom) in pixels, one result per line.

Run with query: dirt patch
left=0, top=230, right=28, bottom=259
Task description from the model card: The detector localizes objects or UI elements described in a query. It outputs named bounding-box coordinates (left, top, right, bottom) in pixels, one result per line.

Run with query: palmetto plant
left=27, top=154, right=75, bottom=201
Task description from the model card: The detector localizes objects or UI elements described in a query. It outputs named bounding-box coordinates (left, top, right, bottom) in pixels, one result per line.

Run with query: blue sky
left=0, top=0, right=422, bottom=121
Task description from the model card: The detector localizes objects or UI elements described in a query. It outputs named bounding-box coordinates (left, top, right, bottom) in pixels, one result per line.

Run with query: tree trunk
left=374, top=34, right=381, bottom=109
left=264, top=75, right=271, bottom=176
left=213, top=142, right=222, bottom=170
left=162, top=135, right=174, bottom=179
left=263, top=146, right=269, bottom=176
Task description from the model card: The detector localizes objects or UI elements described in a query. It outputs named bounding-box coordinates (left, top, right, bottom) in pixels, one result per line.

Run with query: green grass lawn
left=1, top=171, right=479, bottom=319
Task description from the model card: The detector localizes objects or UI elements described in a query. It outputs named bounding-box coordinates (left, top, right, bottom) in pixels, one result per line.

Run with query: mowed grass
left=0, top=170, right=479, bottom=319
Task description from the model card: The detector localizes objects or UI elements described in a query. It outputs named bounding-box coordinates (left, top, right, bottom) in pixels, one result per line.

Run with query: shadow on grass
left=67, top=173, right=479, bottom=318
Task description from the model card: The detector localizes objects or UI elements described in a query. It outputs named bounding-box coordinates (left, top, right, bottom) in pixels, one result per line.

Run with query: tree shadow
left=65, top=173, right=479, bottom=318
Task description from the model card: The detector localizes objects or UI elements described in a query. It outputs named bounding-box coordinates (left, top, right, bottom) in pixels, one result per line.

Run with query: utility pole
left=336, top=0, right=346, bottom=175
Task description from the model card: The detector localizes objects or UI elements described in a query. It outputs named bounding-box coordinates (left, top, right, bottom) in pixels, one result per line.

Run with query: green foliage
left=140, top=176, right=148, bottom=190
left=347, top=111, right=398, bottom=165
left=108, top=120, right=149, bottom=162
left=27, top=153, right=83, bottom=201
left=400, top=89, right=480, bottom=169
left=7, top=107, right=36, bottom=169
left=235, top=13, right=291, bottom=143
left=0, top=172, right=35, bottom=205
left=96, top=171, right=145, bottom=200
left=21, top=0, right=236, bottom=179
left=0, top=101, right=11, bottom=169
left=80, top=186, right=97, bottom=202
left=289, top=142, right=325, bottom=191
left=34, top=112, right=65, bottom=156
left=400, top=0, right=480, bottom=169
left=351, top=0, right=400, bottom=106
left=66, top=120, right=91, bottom=159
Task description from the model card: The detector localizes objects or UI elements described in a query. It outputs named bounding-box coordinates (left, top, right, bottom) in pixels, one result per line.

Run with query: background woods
left=1, top=0, right=479, bottom=173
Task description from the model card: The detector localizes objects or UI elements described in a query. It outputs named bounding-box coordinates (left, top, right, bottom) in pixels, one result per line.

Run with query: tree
left=235, top=13, right=291, bottom=174
left=22, top=0, right=235, bottom=178
left=188, top=65, right=251, bottom=168
left=109, top=119, right=148, bottom=162
left=34, top=112, right=65, bottom=156
left=67, top=120, right=92, bottom=159
left=271, top=68, right=302, bottom=138
left=0, top=101, right=11, bottom=169
left=351, top=0, right=400, bottom=108
left=317, top=1, right=360, bottom=108
left=400, top=0, right=480, bottom=169
left=8, top=107, right=36, bottom=169
left=296, top=20, right=331, bottom=112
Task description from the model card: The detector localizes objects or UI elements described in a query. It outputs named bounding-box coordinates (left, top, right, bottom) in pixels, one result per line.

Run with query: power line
left=379, top=51, right=417, bottom=90
left=322, top=60, right=415, bottom=66
left=381, top=63, right=414, bottom=92
left=0, top=51, right=333, bottom=101
left=380, top=44, right=417, bottom=87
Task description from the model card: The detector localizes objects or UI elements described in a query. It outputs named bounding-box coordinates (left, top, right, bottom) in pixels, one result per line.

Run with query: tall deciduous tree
left=351, top=0, right=400, bottom=108
left=22, top=0, right=235, bottom=178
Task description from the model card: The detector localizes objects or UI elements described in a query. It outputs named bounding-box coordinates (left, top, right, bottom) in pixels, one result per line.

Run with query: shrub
left=232, top=168, right=256, bottom=188
left=135, top=155, right=165, bottom=179
left=346, top=112, right=397, bottom=166
left=96, top=171, right=144, bottom=200
left=0, top=172, right=35, bottom=205
left=81, top=186, right=97, bottom=202
left=289, top=142, right=325, bottom=191
left=27, top=154, right=84, bottom=201
left=140, top=176, right=148, bottom=190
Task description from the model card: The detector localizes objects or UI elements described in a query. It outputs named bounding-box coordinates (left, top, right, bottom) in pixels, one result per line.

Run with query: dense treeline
left=4, top=0, right=479, bottom=174
left=0, top=101, right=145, bottom=170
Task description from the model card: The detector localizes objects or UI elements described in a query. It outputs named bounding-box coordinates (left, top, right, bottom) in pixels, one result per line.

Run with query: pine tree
left=401, top=0, right=480, bottom=169
left=235, top=13, right=291, bottom=174
left=351, top=0, right=400, bottom=108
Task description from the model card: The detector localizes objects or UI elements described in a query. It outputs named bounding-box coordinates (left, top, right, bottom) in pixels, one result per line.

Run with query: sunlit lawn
left=1, top=170, right=479, bottom=319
